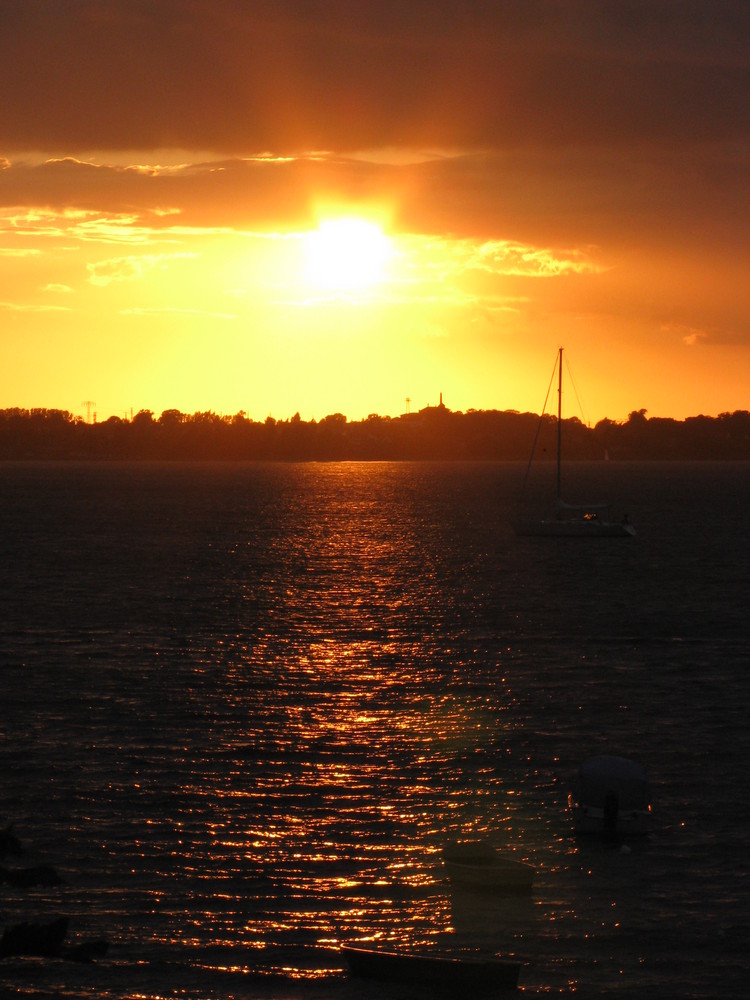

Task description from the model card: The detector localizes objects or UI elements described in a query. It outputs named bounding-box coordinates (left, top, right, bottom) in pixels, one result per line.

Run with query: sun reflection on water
left=209, top=630, right=544, bottom=981
left=137, top=466, right=568, bottom=985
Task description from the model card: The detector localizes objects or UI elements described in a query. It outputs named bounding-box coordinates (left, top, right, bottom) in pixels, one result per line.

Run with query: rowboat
left=342, top=944, right=520, bottom=991
left=442, top=839, right=534, bottom=892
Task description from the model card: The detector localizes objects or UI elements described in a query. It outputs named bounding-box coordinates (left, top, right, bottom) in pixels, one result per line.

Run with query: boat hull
left=570, top=803, right=651, bottom=836
left=513, top=518, right=636, bottom=538
left=569, top=755, right=652, bottom=837
left=342, top=944, right=520, bottom=992
left=442, top=841, right=534, bottom=892
left=443, top=858, right=533, bottom=891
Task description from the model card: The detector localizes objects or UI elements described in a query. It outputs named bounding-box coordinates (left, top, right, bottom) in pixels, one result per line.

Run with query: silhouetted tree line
left=0, top=405, right=749, bottom=461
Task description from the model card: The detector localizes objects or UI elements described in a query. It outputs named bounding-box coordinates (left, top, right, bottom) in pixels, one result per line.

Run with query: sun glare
left=303, top=217, right=391, bottom=291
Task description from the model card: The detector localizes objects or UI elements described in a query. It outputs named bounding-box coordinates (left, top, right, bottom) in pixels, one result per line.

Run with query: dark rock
left=0, top=826, right=23, bottom=860
left=0, top=864, right=64, bottom=887
left=0, top=917, right=68, bottom=958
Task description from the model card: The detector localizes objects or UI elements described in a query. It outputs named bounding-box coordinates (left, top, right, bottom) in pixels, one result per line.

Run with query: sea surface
left=1, top=460, right=748, bottom=999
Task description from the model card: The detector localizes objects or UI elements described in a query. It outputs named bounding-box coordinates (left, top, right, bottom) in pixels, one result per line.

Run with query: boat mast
left=556, top=346, right=563, bottom=502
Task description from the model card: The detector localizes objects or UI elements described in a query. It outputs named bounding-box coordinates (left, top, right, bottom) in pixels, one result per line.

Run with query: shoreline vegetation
left=1, top=405, right=749, bottom=461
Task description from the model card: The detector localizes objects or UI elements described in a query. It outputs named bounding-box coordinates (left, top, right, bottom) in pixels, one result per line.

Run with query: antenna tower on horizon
left=82, top=400, right=96, bottom=423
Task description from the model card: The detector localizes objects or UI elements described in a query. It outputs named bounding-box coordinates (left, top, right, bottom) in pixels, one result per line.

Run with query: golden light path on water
left=143, top=462, right=581, bottom=988
left=166, top=624, right=567, bottom=985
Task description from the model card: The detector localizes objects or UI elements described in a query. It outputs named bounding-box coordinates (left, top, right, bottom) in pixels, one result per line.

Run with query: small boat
left=512, top=347, right=636, bottom=538
left=442, top=839, right=534, bottom=892
left=569, top=755, right=652, bottom=837
left=515, top=502, right=635, bottom=537
left=342, top=944, right=521, bottom=992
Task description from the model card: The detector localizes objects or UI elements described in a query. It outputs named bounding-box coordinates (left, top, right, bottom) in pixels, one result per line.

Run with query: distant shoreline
left=1, top=406, right=749, bottom=461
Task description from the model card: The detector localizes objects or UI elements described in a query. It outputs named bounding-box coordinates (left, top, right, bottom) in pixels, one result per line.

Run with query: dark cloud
left=2, top=144, right=744, bottom=261
left=1, top=0, right=748, bottom=154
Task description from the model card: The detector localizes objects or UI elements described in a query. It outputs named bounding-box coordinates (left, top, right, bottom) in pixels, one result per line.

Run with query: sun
left=303, top=217, right=392, bottom=291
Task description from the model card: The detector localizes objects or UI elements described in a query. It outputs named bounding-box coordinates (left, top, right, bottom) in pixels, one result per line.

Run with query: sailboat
left=512, top=348, right=635, bottom=538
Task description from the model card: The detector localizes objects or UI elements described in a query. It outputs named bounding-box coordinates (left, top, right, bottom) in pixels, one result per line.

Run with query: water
left=1, top=460, right=748, bottom=998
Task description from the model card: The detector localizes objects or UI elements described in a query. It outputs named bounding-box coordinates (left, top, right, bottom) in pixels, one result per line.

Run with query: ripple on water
left=1, top=461, right=749, bottom=998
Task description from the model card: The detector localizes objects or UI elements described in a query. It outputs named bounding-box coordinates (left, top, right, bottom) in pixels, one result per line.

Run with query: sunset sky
left=1, top=0, right=748, bottom=424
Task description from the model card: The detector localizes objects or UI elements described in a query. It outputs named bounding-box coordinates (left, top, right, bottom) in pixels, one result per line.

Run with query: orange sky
left=1, top=1, right=748, bottom=424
